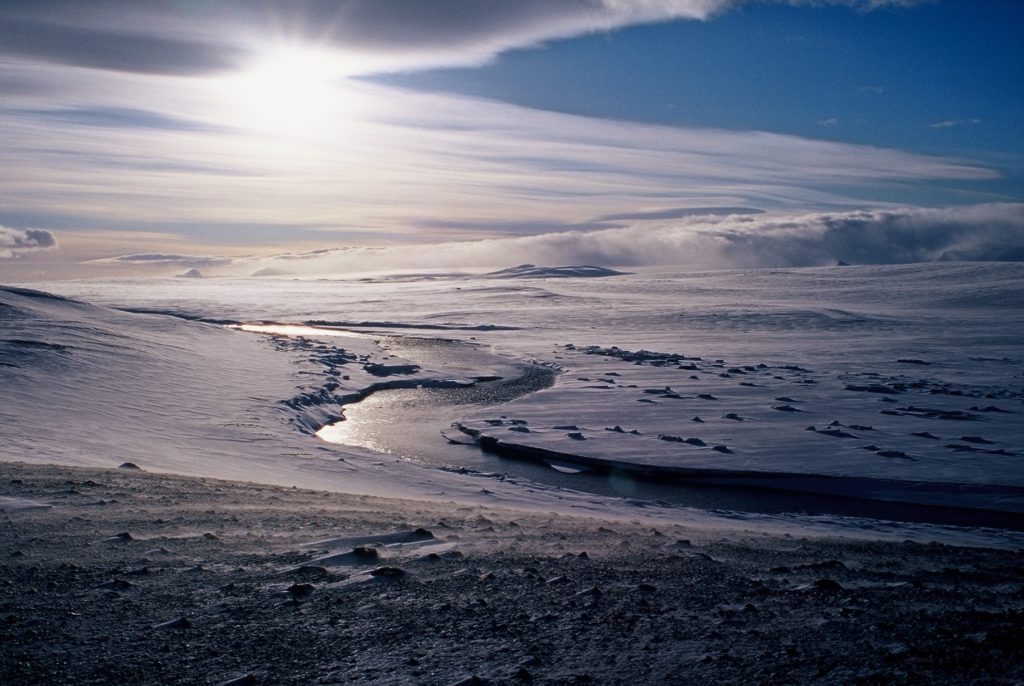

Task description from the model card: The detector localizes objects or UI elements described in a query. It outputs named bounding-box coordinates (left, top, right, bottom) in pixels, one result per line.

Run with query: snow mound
left=176, top=268, right=203, bottom=278
left=484, top=264, right=627, bottom=279
left=250, top=267, right=289, bottom=277
left=0, top=285, right=76, bottom=303
left=0, top=285, right=326, bottom=480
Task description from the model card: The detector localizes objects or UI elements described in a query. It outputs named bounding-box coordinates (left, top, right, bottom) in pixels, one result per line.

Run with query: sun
left=224, top=47, right=354, bottom=136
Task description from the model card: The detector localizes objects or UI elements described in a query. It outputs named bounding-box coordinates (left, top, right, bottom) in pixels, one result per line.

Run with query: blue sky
left=0, top=0, right=1021, bottom=277
left=375, top=1, right=1022, bottom=177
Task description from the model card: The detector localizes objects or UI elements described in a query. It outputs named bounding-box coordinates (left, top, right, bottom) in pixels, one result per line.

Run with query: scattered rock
left=369, top=566, right=407, bottom=579
left=877, top=450, right=911, bottom=459
left=805, top=578, right=844, bottom=592
left=969, top=405, right=1010, bottom=413
left=817, top=428, right=858, bottom=439
left=217, top=675, right=257, bottom=686
left=292, top=565, right=330, bottom=577
left=287, top=583, right=315, bottom=598
left=845, top=384, right=902, bottom=394
left=449, top=676, right=489, bottom=686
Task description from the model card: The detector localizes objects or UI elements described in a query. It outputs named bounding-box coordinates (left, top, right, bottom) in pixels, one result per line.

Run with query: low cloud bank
left=0, top=226, right=57, bottom=259
left=256, top=203, right=1024, bottom=274
left=540, top=203, right=1024, bottom=268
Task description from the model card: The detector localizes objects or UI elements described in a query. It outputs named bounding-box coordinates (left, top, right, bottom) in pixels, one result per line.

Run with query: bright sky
left=0, top=0, right=1021, bottom=278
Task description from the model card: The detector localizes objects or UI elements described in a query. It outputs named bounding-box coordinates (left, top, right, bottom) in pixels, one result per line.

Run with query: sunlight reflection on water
left=316, top=388, right=427, bottom=457
left=316, top=365, right=557, bottom=460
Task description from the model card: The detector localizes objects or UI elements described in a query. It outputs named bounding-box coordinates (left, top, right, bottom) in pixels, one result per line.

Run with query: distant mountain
left=484, top=264, right=628, bottom=279
left=176, top=268, right=203, bottom=278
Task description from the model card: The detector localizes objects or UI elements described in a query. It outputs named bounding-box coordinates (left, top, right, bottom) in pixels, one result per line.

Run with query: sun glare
left=225, top=47, right=356, bottom=136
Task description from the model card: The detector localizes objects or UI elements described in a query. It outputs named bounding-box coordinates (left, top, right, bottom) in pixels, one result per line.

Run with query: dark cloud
left=0, top=15, right=244, bottom=75
left=0, top=1, right=933, bottom=76
left=214, top=0, right=934, bottom=58
left=0, top=226, right=57, bottom=258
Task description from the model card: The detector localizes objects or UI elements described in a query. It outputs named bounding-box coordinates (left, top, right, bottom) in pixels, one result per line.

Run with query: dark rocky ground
left=2, top=462, right=1023, bottom=685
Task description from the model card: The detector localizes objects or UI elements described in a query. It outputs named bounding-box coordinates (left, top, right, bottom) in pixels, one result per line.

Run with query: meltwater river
left=297, top=330, right=1023, bottom=530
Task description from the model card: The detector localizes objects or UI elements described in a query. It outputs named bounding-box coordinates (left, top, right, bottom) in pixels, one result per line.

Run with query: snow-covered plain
left=5, top=262, right=1024, bottom=543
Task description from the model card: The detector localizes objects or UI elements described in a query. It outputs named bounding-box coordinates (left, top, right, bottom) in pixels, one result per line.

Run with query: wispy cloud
left=93, top=253, right=235, bottom=267
left=0, top=226, right=57, bottom=259
left=817, top=117, right=840, bottom=128
left=0, top=72, right=999, bottom=246
left=930, top=118, right=982, bottom=129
